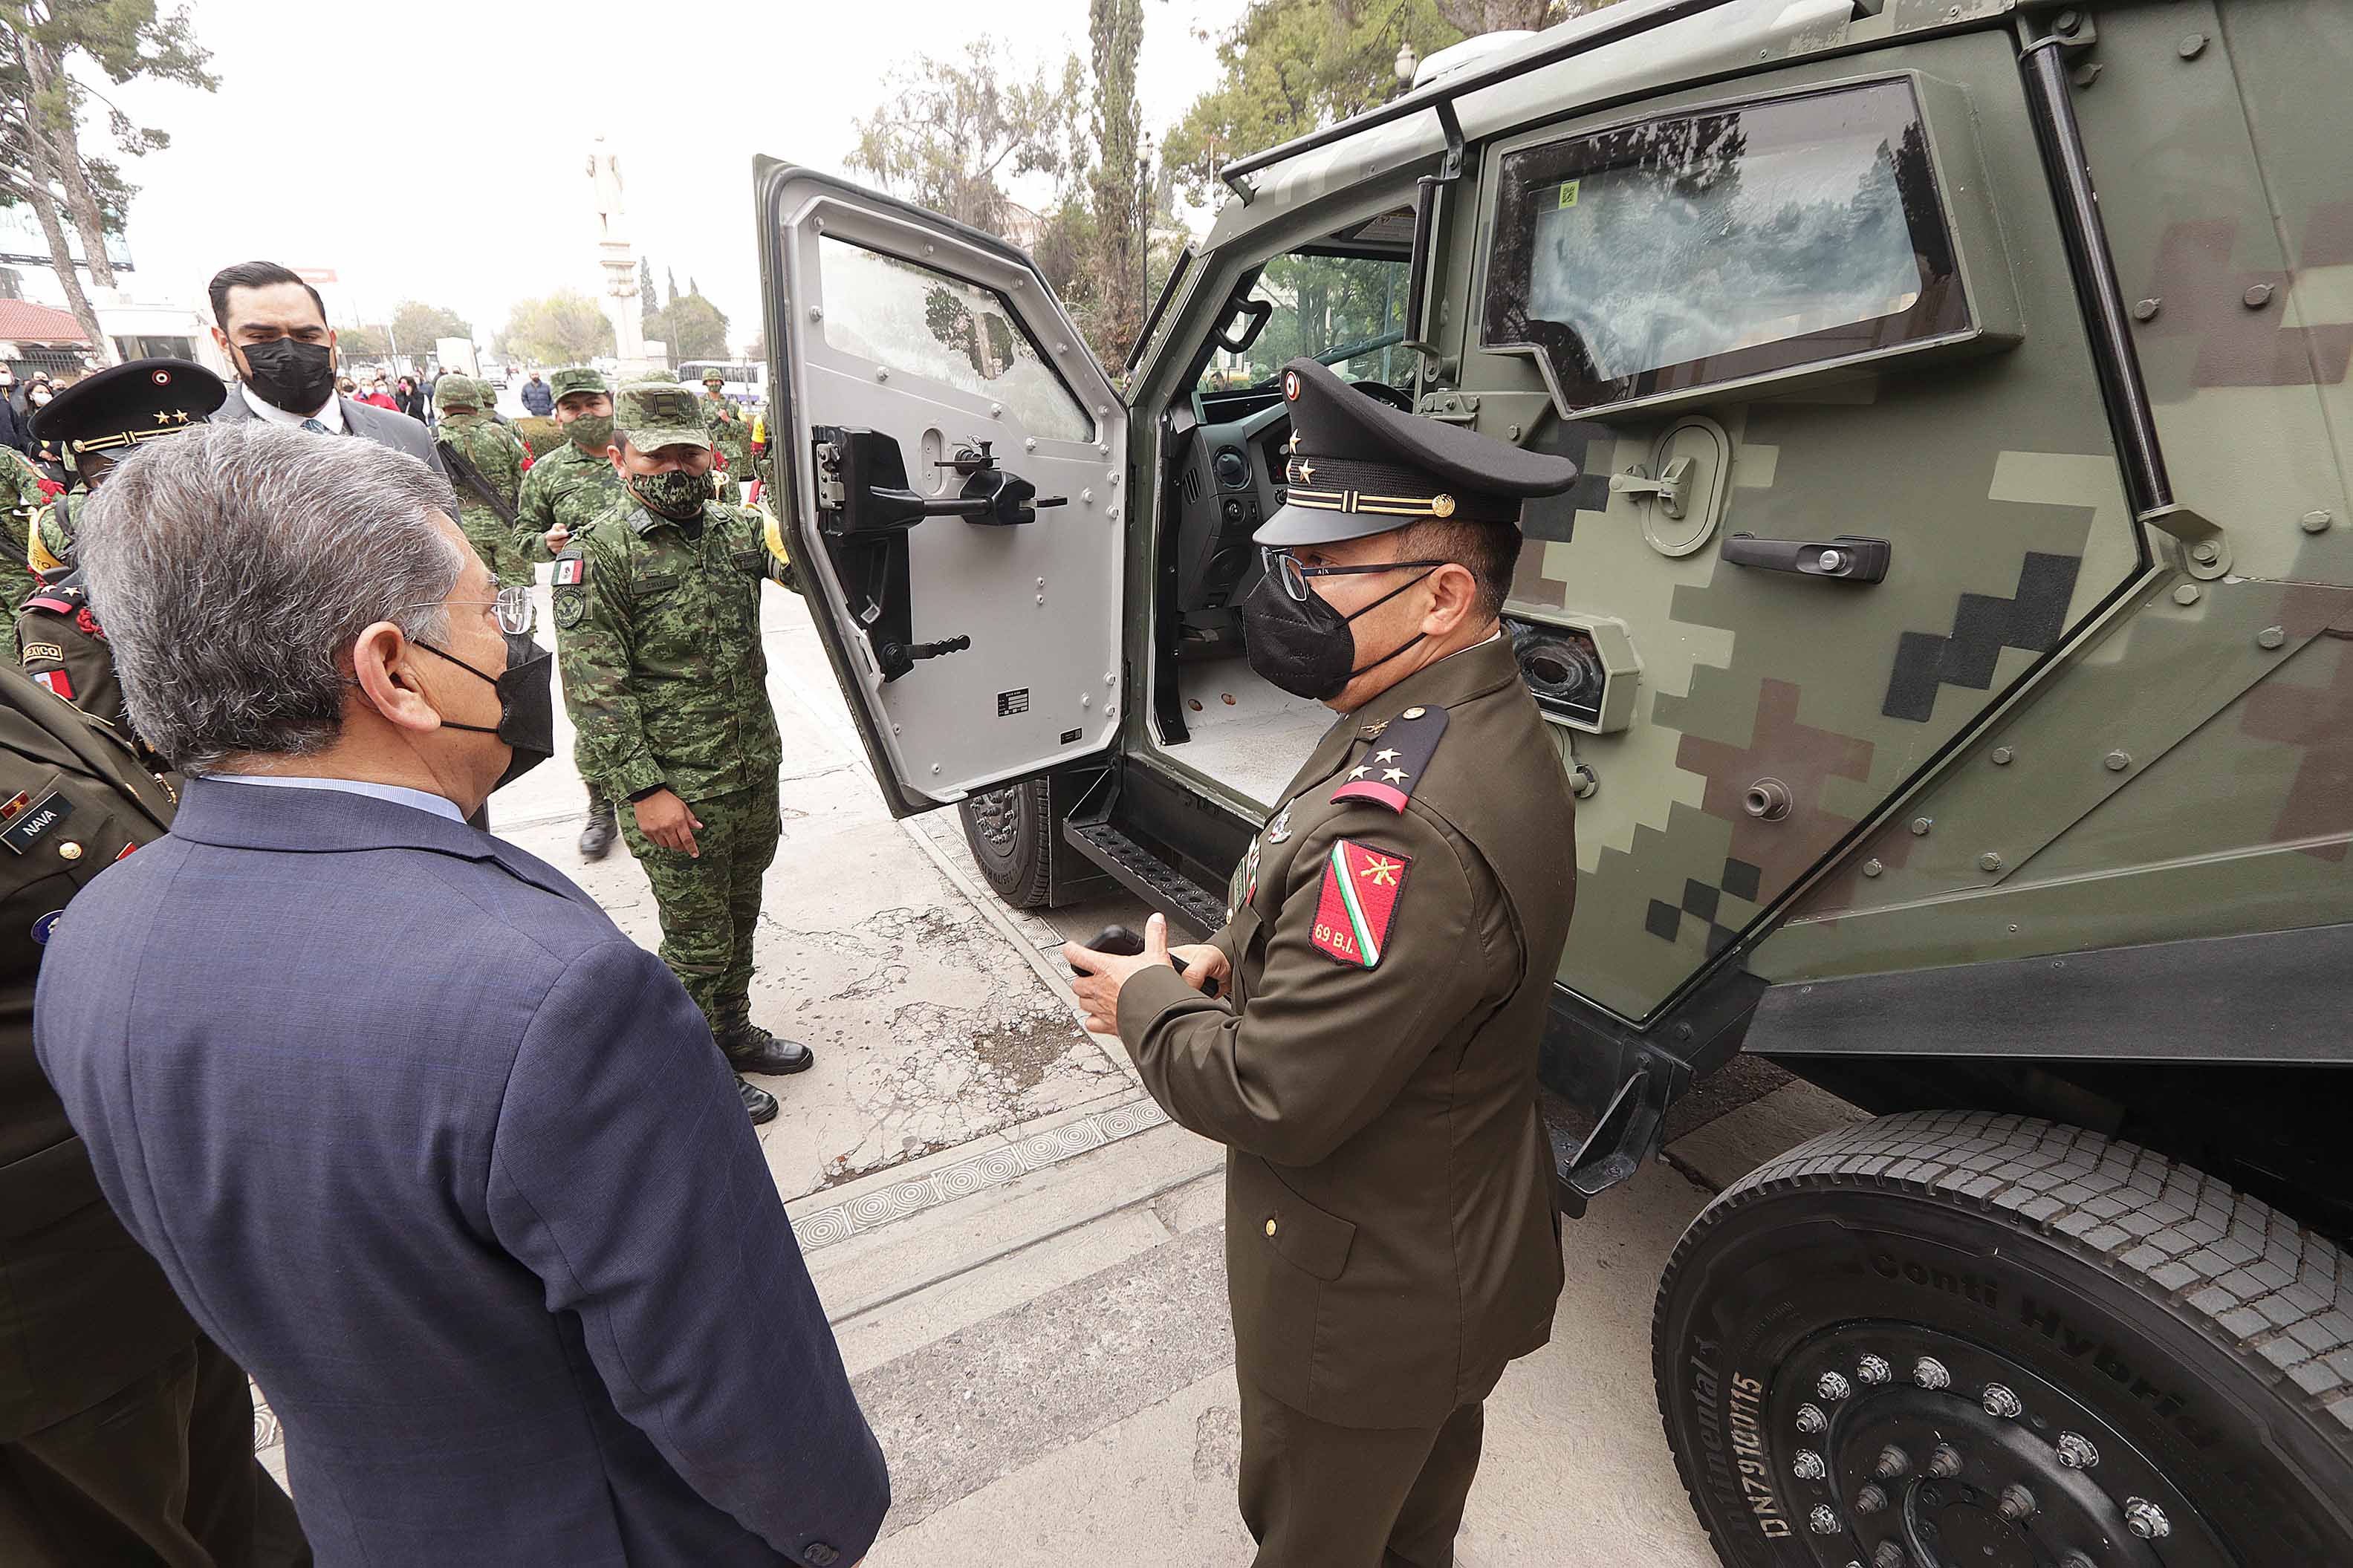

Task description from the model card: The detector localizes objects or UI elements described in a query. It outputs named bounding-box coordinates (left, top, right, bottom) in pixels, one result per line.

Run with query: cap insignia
left=1431, top=493, right=1455, bottom=518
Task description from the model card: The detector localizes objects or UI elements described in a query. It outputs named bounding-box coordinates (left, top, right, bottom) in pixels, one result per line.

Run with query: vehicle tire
left=1652, top=1110, right=2353, bottom=1567
left=956, top=779, right=1055, bottom=908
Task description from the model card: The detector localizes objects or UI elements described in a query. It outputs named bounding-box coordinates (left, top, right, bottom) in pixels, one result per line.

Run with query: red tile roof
left=0, top=299, right=88, bottom=343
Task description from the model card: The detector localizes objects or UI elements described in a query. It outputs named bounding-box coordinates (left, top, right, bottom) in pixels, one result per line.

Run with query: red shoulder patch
left=30, top=668, right=72, bottom=701
left=1308, top=838, right=1412, bottom=968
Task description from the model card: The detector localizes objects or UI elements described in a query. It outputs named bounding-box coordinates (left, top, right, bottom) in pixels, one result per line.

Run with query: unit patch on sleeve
left=30, top=668, right=72, bottom=702
left=1308, top=837, right=1412, bottom=968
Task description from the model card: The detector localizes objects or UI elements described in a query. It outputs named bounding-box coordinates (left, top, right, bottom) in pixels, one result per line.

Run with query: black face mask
left=237, top=338, right=338, bottom=414
left=1241, top=566, right=1440, bottom=702
left=417, top=632, right=556, bottom=792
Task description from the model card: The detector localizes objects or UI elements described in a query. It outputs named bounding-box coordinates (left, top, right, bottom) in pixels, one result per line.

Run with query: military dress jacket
left=17, top=571, right=128, bottom=737
left=1117, top=636, right=1579, bottom=1428
left=554, top=498, right=796, bottom=804
left=0, top=662, right=181, bottom=1437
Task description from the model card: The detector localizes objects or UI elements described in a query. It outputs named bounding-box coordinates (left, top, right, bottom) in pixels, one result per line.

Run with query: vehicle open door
left=756, top=160, right=1129, bottom=816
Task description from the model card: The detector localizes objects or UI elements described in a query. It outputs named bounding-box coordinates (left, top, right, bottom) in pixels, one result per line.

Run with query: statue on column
left=588, top=137, right=628, bottom=242
left=588, top=134, right=648, bottom=364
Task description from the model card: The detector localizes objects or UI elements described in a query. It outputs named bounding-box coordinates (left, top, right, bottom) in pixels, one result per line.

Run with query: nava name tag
left=0, top=790, right=73, bottom=855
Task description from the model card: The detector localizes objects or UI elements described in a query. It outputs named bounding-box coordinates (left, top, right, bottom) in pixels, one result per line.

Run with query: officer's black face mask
left=1241, top=565, right=1438, bottom=703
left=417, top=632, right=556, bottom=793
left=236, top=337, right=338, bottom=414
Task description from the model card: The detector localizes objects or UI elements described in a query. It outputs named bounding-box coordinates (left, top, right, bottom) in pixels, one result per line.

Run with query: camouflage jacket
left=700, top=392, right=755, bottom=472
left=0, top=449, right=48, bottom=623
left=553, top=498, right=798, bottom=802
left=437, top=411, right=526, bottom=517
left=515, top=439, right=625, bottom=556
left=27, top=491, right=80, bottom=582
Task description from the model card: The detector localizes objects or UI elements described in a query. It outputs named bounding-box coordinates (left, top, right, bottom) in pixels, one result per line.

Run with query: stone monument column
left=588, top=136, right=650, bottom=367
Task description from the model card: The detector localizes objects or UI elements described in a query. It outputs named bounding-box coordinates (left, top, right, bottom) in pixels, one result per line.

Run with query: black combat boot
left=577, top=796, right=617, bottom=861
left=737, top=1075, right=778, bottom=1124
left=719, top=1021, right=815, bottom=1077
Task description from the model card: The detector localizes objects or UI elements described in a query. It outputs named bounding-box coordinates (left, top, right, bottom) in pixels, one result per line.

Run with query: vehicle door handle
left=1721, top=533, right=1889, bottom=583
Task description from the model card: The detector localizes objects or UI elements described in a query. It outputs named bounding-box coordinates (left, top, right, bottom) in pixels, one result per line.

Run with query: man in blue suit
left=35, top=423, right=886, bottom=1567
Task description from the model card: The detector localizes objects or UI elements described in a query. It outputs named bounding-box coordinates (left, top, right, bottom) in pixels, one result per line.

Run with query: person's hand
left=635, top=789, right=701, bottom=857
left=543, top=524, right=571, bottom=555
left=1169, top=941, right=1230, bottom=994
left=1063, top=913, right=1176, bottom=1034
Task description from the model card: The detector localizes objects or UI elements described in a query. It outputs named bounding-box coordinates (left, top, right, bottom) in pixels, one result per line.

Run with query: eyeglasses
left=396, top=585, right=536, bottom=636
left=1259, top=547, right=1447, bottom=603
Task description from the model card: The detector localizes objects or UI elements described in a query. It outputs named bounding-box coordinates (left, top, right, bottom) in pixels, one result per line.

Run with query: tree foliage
left=389, top=299, right=470, bottom=351
left=337, top=323, right=389, bottom=359
left=1086, top=0, right=1148, bottom=368
left=652, top=291, right=729, bottom=360
left=502, top=290, right=614, bottom=365
left=848, top=38, right=1074, bottom=235
left=0, top=0, right=218, bottom=365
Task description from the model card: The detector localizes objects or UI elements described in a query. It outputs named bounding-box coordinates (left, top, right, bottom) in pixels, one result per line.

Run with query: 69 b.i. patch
left=1308, top=837, right=1411, bottom=968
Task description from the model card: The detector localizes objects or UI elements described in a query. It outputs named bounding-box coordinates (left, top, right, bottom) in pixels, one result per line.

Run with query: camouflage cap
left=548, top=366, right=611, bottom=400
left=434, top=374, right=483, bottom=412
left=613, top=378, right=711, bottom=452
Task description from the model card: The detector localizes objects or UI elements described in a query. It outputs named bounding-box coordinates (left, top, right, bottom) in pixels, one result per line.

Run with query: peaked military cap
left=614, top=377, right=710, bottom=452
left=30, top=357, right=227, bottom=468
left=548, top=365, right=611, bottom=399
left=1255, top=357, right=1579, bottom=547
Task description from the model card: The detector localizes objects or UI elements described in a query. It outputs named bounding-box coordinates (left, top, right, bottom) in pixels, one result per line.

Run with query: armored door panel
left=758, top=163, right=1129, bottom=816
left=1470, top=36, right=2143, bottom=1021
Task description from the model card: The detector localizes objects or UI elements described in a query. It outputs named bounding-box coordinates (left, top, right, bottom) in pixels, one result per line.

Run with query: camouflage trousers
left=456, top=504, right=534, bottom=590
left=617, top=774, right=780, bottom=1037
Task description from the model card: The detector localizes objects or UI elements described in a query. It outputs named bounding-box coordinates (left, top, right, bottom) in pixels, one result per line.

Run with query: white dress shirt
left=208, top=773, right=464, bottom=824
left=239, top=381, right=345, bottom=434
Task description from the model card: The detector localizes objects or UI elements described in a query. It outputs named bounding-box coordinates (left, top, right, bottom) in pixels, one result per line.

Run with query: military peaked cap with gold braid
left=29, top=358, right=226, bottom=474
left=1253, top=356, right=1580, bottom=547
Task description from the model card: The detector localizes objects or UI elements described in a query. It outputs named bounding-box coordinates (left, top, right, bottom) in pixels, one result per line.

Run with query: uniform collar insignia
left=1266, top=801, right=1294, bottom=844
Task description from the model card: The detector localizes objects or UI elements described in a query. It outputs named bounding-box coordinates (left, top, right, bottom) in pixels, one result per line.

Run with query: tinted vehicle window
left=817, top=238, right=1092, bottom=443
left=1484, top=79, right=1970, bottom=414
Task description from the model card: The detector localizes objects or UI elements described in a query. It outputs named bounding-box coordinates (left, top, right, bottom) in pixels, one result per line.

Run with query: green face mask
left=565, top=412, right=614, bottom=452
left=629, top=466, right=710, bottom=520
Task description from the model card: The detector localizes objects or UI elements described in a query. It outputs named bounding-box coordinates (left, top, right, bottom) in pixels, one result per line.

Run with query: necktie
left=301, top=418, right=326, bottom=434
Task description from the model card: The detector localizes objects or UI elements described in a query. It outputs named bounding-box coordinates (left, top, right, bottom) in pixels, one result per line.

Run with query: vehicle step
left=1065, top=819, right=1227, bottom=934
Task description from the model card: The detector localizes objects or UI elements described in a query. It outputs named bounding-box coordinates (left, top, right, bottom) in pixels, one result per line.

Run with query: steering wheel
left=1348, top=378, right=1415, bottom=411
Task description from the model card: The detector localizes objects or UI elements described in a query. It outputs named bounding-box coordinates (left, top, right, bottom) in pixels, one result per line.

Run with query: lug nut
left=1912, top=1356, right=1951, bottom=1390
left=1928, top=1443, right=1964, bottom=1478
left=1857, top=1353, right=1892, bottom=1385
left=1792, top=1449, right=1827, bottom=1481
left=1795, top=1403, right=1828, bottom=1435
left=1874, top=1543, right=1908, bottom=1568
left=1818, top=1370, right=1852, bottom=1402
left=1982, top=1383, right=2025, bottom=1419
left=2125, top=1497, right=2172, bottom=1539
left=1875, top=1445, right=1912, bottom=1480
left=2060, top=1555, right=2097, bottom=1568
left=1997, top=1483, right=2037, bottom=1523
left=1809, top=1503, right=1843, bottom=1535
left=2054, top=1431, right=2098, bottom=1469
left=1855, top=1483, right=1889, bottom=1515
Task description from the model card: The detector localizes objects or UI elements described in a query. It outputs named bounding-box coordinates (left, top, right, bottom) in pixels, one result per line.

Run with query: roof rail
left=1218, top=0, right=1744, bottom=204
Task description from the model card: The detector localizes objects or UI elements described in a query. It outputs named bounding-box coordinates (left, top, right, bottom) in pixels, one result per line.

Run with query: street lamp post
left=1395, top=41, right=1420, bottom=85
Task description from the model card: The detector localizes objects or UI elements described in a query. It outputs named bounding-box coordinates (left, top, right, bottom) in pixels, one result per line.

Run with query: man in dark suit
left=1067, top=360, right=1582, bottom=1567
left=202, top=260, right=447, bottom=477
left=36, top=422, right=886, bottom=1567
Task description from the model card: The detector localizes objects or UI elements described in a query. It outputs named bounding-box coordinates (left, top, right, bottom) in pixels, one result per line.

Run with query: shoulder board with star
left=1331, top=703, right=1447, bottom=813
left=22, top=582, right=85, bottom=617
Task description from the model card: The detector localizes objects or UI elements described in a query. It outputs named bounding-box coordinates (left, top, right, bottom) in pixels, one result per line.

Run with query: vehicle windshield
left=1197, top=250, right=1412, bottom=397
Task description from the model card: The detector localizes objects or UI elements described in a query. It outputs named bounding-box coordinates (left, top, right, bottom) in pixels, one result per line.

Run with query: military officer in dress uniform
left=1067, top=358, right=1582, bottom=1567
left=0, top=661, right=308, bottom=1565
left=19, top=360, right=227, bottom=740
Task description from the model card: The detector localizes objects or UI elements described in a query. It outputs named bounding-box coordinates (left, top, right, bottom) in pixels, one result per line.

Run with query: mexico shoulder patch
left=1308, top=838, right=1412, bottom=969
left=553, top=552, right=587, bottom=586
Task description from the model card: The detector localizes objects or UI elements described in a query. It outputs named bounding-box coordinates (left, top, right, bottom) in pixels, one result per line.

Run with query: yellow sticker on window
left=1556, top=180, right=1580, bottom=209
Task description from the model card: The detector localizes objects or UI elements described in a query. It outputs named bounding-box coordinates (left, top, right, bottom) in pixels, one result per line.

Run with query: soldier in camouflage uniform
left=0, top=446, right=51, bottom=626
left=432, top=374, right=533, bottom=588
left=697, top=371, right=756, bottom=502
left=516, top=366, right=629, bottom=858
left=553, top=378, right=808, bottom=1125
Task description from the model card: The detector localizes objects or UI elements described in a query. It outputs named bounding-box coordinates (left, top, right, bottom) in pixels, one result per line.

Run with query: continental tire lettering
left=1868, top=1248, right=2002, bottom=1310
left=1728, top=1371, right=1788, bottom=1537
left=2019, top=1295, right=2220, bottom=1449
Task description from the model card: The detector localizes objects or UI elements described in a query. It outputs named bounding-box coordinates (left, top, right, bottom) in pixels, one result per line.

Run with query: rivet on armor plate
left=2258, top=625, right=2287, bottom=650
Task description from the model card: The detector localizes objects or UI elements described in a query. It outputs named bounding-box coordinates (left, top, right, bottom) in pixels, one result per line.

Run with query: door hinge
left=814, top=440, right=846, bottom=512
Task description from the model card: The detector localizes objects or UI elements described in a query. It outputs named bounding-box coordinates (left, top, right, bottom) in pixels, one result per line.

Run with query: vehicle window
left=1483, top=79, right=1971, bottom=414
left=1197, top=251, right=1411, bottom=397
left=817, top=237, right=1092, bottom=443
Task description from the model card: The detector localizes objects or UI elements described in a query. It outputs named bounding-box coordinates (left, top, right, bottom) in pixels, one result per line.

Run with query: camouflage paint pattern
left=614, top=772, right=781, bottom=1036
left=438, top=409, right=533, bottom=587
left=553, top=496, right=791, bottom=804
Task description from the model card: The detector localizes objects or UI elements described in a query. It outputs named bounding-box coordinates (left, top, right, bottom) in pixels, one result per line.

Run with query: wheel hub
left=966, top=785, right=1020, bottom=851
left=1769, top=1321, right=2222, bottom=1567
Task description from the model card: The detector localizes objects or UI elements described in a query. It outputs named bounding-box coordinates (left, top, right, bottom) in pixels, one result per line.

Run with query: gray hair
left=78, top=422, right=467, bottom=773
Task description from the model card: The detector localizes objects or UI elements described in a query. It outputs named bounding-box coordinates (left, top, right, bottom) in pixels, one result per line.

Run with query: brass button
left=1403, top=706, right=1425, bottom=719
left=1264, top=1217, right=1279, bottom=1237
left=56, top=842, right=82, bottom=861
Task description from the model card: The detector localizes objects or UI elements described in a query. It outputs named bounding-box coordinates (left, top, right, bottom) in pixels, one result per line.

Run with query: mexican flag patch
left=554, top=554, right=586, bottom=586
left=1309, top=838, right=1411, bottom=968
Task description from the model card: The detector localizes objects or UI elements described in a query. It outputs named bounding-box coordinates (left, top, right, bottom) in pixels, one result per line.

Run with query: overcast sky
left=100, top=0, right=1247, bottom=352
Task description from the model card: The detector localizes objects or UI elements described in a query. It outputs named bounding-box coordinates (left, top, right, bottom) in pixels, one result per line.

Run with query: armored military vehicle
left=757, top=0, right=2350, bottom=1558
